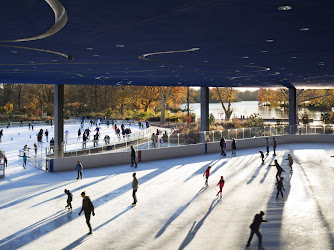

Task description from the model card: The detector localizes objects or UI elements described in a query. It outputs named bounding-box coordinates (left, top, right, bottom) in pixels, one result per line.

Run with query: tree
left=212, top=87, right=235, bottom=120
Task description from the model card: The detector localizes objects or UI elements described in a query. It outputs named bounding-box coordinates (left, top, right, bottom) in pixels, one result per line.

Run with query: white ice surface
left=0, top=134, right=334, bottom=249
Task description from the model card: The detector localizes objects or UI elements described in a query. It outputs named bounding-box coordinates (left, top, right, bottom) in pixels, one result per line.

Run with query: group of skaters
left=68, top=159, right=138, bottom=235
left=218, top=136, right=295, bottom=249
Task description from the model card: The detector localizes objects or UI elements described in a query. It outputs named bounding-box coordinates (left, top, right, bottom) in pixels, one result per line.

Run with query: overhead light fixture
left=116, top=45, right=125, bottom=47
left=278, top=6, right=292, bottom=11
left=261, top=50, right=268, bottom=53
left=266, top=39, right=274, bottom=43
left=242, top=56, right=249, bottom=59
left=86, top=48, right=93, bottom=50
left=300, top=28, right=310, bottom=31
left=93, top=54, right=99, bottom=57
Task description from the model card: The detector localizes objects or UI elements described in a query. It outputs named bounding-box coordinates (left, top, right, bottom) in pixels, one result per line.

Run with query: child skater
left=203, top=166, right=211, bottom=187
left=64, top=189, right=73, bottom=210
left=276, top=177, right=285, bottom=200
left=259, top=150, right=264, bottom=164
left=216, top=176, right=225, bottom=199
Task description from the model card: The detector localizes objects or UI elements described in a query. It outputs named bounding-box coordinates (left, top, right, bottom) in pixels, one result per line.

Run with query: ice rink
left=1, top=137, right=334, bottom=249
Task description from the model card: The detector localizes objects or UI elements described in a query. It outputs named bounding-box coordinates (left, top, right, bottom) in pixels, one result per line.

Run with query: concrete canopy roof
left=0, top=0, right=334, bottom=88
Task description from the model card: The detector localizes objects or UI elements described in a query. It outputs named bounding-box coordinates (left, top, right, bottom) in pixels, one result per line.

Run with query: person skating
left=4, top=155, right=7, bottom=168
left=231, top=138, right=237, bottom=156
left=130, top=146, right=137, bottom=168
left=20, top=152, right=29, bottom=169
left=246, top=211, right=268, bottom=249
left=45, top=129, right=49, bottom=142
left=75, top=161, right=83, bottom=180
left=78, top=191, right=95, bottom=235
left=0, top=129, right=3, bottom=142
left=77, top=128, right=81, bottom=141
left=259, top=150, right=264, bottom=164
left=64, top=189, right=73, bottom=210
left=132, top=173, right=138, bottom=206
left=49, top=138, right=54, bottom=153
left=203, top=166, right=211, bottom=187
left=34, top=142, right=37, bottom=155
left=220, top=137, right=226, bottom=156
left=272, top=138, right=277, bottom=156
left=285, top=154, right=293, bottom=172
left=276, top=177, right=285, bottom=200
left=216, top=176, right=225, bottom=199
left=265, top=138, right=270, bottom=155
left=269, top=159, right=285, bottom=181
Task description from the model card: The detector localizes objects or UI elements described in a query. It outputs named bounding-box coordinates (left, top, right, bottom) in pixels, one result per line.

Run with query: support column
left=54, top=84, right=64, bottom=158
left=200, top=87, right=209, bottom=132
left=289, top=86, right=297, bottom=134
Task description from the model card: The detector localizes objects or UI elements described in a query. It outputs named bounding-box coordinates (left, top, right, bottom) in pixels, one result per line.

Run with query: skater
left=45, top=129, right=49, bottom=142
left=34, top=142, right=37, bottom=155
left=220, top=137, right=226, bottom=156
left=259, top=150, right=264, bottom=164
left=64, top=189, right=73, bottom=210
left=77, top=128, right=81, bottom=140
left=49, top=138, right=54, bottom=153
left=82, top=133, right=87, bottom=148
left=0, top=129, right=3, bottom=142
left=265, top=138, right=270, bottom=155
left=246, top=211, right=268, bottom=249
left=132, top=172, right=138, bottom=206
left=75, top=161, right=83, bottom=180
left=216, top=176, right=225, bottom=199
left=78, top=191, right=95, bottom=235
left=151, top=133, right=157, bottom=148
left=276, top=177, right=285, bottom=200
left=130, top=145, right=137, bottom=168
left=65, top=130, right=69, bottom=145
left=272, top=138, right=277, bottom=156
left=231, top=138, right=236, bottom=156
left=285, top=154, right=293, bottom=172
left=4, top=155, right=7, bottom=168
left=20, top=152, right=29, bottom=169
left=203, top=166, right=211, bottom=187
left=269, top=159, right=285, bottom=181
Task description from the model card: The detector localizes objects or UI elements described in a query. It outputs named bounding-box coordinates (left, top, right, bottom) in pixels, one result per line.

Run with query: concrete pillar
left=200, top=87, right=209, bottom=132
left=54, top=84, right=64, bottom=158
left=289, top=86, right=297, bottom=134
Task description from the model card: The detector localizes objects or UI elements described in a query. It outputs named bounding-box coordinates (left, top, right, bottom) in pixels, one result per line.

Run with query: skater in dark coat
left=265, top=138, right=270, bottom=155
left=269, top=159, right=285, bottom=181
left=246, top=211, right=268, bottom=249
left=220, top=137, right=226, bottom=156
left=272, top=138, right=277, bottom=156
left=203, top=166, right=211, bottom=187
left=259, top=151, right=264, bottom=164
left=77, top=128, right=81, bottom=140
left=45, top=130, right=49, bottom=142
left=79, top=191, right=95, bottom=235
left=130, top=146, right=137, bottom=168
left=132, top=173, right=138, bottom=205
left=64, top=189, right=73, bottom=210
left=216, top=176, right=225, bottom=199
left=276, top=177, right=285, bottom=200
left=4, top=155, right=7, bottom=168
left=231, top=138, right=236, bottom=156
left=285, top=154, right=293, bottom=172
left=0, top=129, right=3, bottom=142
left=75, top=161, right=83, bottom=180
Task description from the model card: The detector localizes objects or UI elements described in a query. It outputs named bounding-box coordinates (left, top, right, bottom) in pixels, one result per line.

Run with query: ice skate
left=87, top=231, right=93, bottom=235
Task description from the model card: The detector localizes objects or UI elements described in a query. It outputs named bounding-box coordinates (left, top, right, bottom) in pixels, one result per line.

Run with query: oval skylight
left=300, top=28, right=310, bottom=31
left=278, top=6, right=292, bottom=11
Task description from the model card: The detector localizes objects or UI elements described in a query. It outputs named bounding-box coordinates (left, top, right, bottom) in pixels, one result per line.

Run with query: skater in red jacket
left=203, top=166, right=211, bottom=187
left=216, top=176, right=225, bottom=199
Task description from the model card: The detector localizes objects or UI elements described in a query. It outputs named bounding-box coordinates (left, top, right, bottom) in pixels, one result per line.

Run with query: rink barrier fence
left=49, top=134, right=334, bottom=172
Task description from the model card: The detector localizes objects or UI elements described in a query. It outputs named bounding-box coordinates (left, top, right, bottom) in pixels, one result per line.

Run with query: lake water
left=180, top=101, right=325, bottom=121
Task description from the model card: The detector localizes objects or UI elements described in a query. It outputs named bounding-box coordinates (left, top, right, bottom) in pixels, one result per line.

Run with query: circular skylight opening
left=300, top=28, right=310, bottom=31
left=266, top=39, right=274, bottom=43
left=86, top=48, right=93, bottom=50
left=261, top=50, right=268, bottom=53
left=278, top=6, right=292, bottom=11
left=242, top=56, right=249, bottom=59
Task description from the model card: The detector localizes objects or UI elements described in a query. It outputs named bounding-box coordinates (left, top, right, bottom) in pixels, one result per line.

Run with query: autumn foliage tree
left=212, top=87, right=235, bottom=120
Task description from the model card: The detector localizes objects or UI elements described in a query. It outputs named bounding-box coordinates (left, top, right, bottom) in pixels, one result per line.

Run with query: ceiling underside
left=0, top=0, right=334, bottom=88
